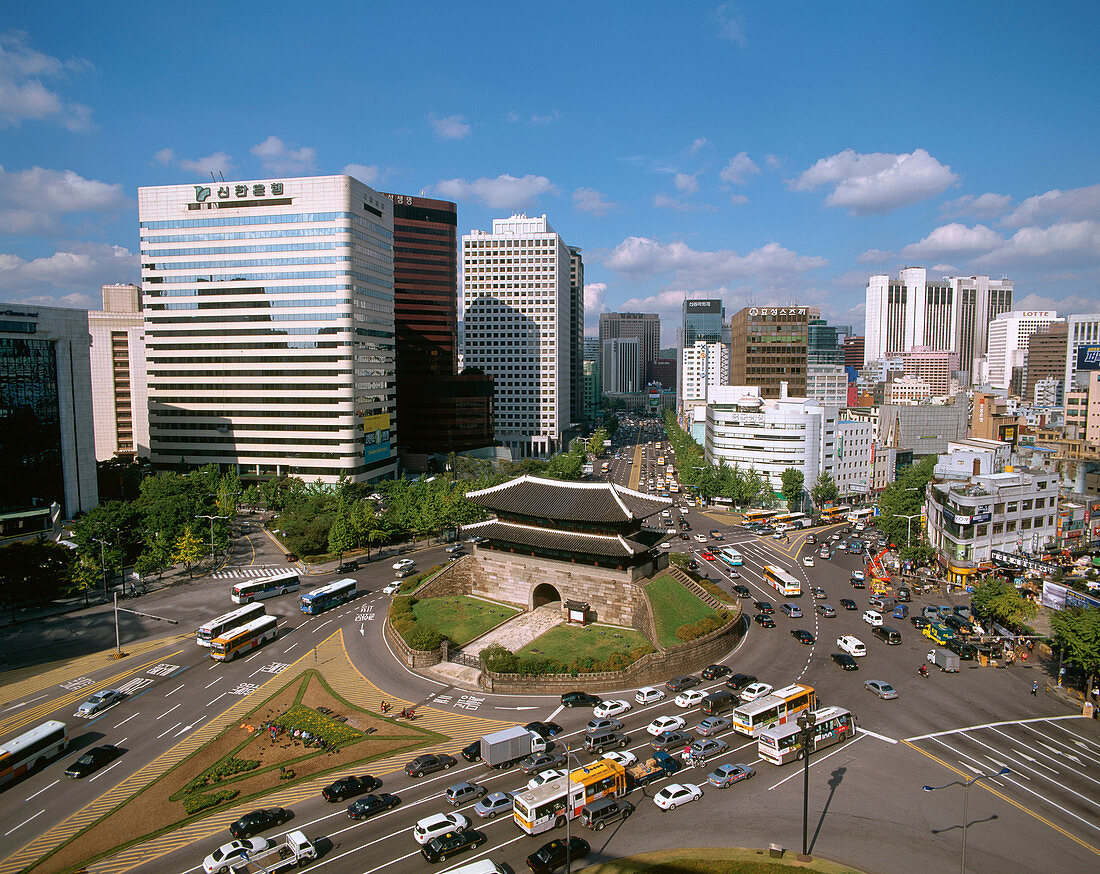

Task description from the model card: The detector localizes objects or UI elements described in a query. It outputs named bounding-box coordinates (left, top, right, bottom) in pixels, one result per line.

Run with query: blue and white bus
left=231, top=570, right=300, bottom=604
left=719, top=546, right=743, bottom=567
left=299, top=578, right=357, bottom=615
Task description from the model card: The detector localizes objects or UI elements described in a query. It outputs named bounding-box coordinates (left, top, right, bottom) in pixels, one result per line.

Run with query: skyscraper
left=568, top=247, right=585, bottom=426
left=599, top=312, right=660, bottom=383
left=89, top=283, right=149, bottom=461
left=678, top=299, right=726, bottom=412
left=729, top=306, right=809, bottom=399
left=139, top=175, right=397, bottom=483
left=1025, top=321, right=1068, bottom=403
left=984, top=310, right=1063, bottom=391
left=1064, top=313, right=1100, bottom=391
left=602, top=337, right=642, bottom=393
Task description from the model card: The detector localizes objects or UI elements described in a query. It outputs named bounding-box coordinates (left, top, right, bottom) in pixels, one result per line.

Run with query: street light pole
left=564, top=741, right=576, bottom=874
left=923, top=766, right=1010, bottom=874
left=796, top=709, right=814, bottom=860
left=92, top=536, right=110, bottom=599
left=195, top=514, right=228, bottom=566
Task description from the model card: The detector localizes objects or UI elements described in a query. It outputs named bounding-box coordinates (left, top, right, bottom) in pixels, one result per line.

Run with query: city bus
left=773, top=512, right=810, bottom=530
left=757, top=706, right=857, bottom=765
left=513, top=759, right=626, bottom=835
left=299, top=578, right=357, bottom=615
left=0, top=720, right=69, bottom=787
left=210, top=615, right=279, bottom=661
left=231, top=570, right=301, bottom=604
left=764, top=565, right=801, bottom=597
left=196, top=602, right=266, bottom=647
left=730, top=684, right=816, bottom=737
left=818, top=506, right=851, bottom=524
left=742, top=509, right=777, bottom=525
left=846, top=508, right=875, bottom=525
left=719, top=546, right=743, bottom=567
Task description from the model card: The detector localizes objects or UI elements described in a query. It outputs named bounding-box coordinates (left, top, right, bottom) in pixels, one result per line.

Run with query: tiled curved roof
left=471, top=519, right=657, bottom=558
left=466, top=474, right=670, bottom=522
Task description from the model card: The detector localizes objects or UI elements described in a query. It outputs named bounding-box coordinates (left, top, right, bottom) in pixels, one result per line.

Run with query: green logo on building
left=194, top=185, right=211, bottom=202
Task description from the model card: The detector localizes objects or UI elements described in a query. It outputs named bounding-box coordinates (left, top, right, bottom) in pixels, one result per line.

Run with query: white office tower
left=806, top=364, right=848, bottom=406
left=682, top=341, right=729, bottom=407
left=138, top=176, right=397, bottom=483
left=462, top=214, right=572, bottom=458
left=89, top=283, right=150, bottom=461
left=985, top=310, right=1063, bottom=391
left=1064, top=313, right=1100, bottom=390
left=602, top=337, right=642, bottom=394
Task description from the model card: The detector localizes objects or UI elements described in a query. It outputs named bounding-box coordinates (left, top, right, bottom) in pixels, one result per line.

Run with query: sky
left=1, top=1, right=1099, bottom=346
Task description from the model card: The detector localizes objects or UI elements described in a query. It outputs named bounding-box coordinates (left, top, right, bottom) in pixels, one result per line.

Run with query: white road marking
left=157, top=722, right=182, bottom=739
left=1, top=693, right=47, bottom=712
left=88, top=760, right=124, bottom=782
left=1020, top=722, right=1100, bottom=766
left=4, top=809, right=44, bottom=836
left=546, top=704, right=564, bottom=722
left=204, top=677, right=221, bottom=689
left=206, top=692, right=227, bottom=706
left=113, top=712, right=141, bottom=728
left=767, top=734, right=866, bottom=790
left=858, top=727, right=897, bottom=744
left=157, top=703, right=182, bottom=720
left=906, top=713, right=1085, bottom=742
left=283, top=642, right=298, bottom=653
left=164, top=684, right=185, bottom=697
left=987, top=726, right=1100, bottom=786
left=25, top=780, right=58, bottom=801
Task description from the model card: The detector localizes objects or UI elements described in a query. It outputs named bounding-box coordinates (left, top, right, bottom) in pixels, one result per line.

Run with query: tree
left=0, top=540, right=73, bottom=618
left=810, top=472, right=839, bottom=509
left=971, top=577, right=1038, bottom=629
left=172, top=525, right=204, bottom=579
left=780, top=468, right=805, bottom=511
left=328, top=506, right=354, bottom=561
left=1049, top=607, right=1100, bottom=698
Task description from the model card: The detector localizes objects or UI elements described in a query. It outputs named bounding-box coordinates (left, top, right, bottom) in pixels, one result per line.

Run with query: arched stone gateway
left=532, top=582, right=561, bottom=609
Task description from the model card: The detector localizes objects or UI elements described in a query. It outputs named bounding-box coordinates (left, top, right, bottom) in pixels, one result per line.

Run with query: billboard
left=1076, top=344, right=1100, bottom=372
left=363, top=413, right=392, bottom=463
left=684, top=299, right=722, bottom=313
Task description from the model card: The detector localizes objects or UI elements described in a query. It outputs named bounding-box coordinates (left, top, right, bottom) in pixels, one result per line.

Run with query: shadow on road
left=932, top=813, right=999, bottom=835
left=809, top=765, right=846, bottom=854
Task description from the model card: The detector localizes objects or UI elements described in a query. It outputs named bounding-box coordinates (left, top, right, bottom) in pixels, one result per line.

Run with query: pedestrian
left=1031, top=681, right=1039, bottom=696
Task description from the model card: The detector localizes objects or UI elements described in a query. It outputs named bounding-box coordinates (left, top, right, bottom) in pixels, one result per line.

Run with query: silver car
left=473, top=791, right=513, bottom=819
left=76, top=689, right=126, bottom=717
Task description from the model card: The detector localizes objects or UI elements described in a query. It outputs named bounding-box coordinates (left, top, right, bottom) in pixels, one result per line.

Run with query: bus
left=513, top=759, right=627, bottom=835
left=231, top=570, right=301, bottom=604
left=773, top=512, right=810, bottom=530
left=0, top=720, right=69, bottom=787
left=818, top=506, right=851, bottom=524
left=757, top=706, right=857, bottom=765
left=299, top=578, right=357, bottom=614
left=712, top=497, right=733, bottom=507
left=719, top=546, right=743, bottom=567
left=730, top=684, right=816, bottom=737
left=846, top=508, right=875, bottom=525
left=197, top=602, right=266, bottom=647
left=210, top=615, right=279, bottom=661
left=742, top=509, right=778, bottom=525
left=764, top=565, right=801, bottom=597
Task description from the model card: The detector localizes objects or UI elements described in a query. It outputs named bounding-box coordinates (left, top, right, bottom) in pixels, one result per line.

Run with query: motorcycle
left=918, top=665, right=929, bottom=678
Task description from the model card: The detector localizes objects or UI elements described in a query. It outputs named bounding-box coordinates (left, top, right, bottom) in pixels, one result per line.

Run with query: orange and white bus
left=0, top=721, right=69, bottom=787
left=197, top=602, right=266, bottom=647
left=764, top=565, right=801, bottom=597
left=773, top=512, right=810, bottom=531
left=513, top=759, right=627, bottom=835
left=818, top=506, right=851, bottom=524
left=742, top=509, right=778, bottom=525
left=846, top=508, right=875, bottom=525
left=730, top=684, right=816, bottom=737
left=210, top=615, right=279, bottom=662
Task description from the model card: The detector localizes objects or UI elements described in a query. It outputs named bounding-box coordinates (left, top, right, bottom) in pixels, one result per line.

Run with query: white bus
left=773, top=512, right=810, bottom=530
left=210, top=615, right=279, bottom=662
left=513, top=760, right=627, bottom=835
left=730, top=684, right=816, bottom=737
left=197, top=602, right=266, bottom=647
left=758, top=706, right=857, bottom=765
left=719, top=546, right=743, bottom=567
left=0, top=720, right=69, bottom=787
left=846, top=508, right=875, bottom=525
left=764, top=565, right=801, bottom=597
left=231, top=570, right=301, bottom=604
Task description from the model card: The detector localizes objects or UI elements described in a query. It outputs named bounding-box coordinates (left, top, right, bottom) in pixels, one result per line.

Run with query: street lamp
left=92, top=536, right=111, bottom=599
left=923, top=766, right=1010, bottom=874
left=563, top=741, right=579, bottom=874
left=796, top=708, right=815, bottom=860
left=899, top=512, right=922, bottom=549
left=195, top=514, right=228, bottom=565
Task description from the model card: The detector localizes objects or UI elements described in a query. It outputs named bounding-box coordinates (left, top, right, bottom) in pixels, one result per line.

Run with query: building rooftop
left=463, top=518, right=662, bottom=557
left=466, top=474, right=670, bottom=523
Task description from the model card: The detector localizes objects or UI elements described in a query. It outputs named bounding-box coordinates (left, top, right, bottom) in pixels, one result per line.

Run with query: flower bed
left=275, top=703, right=364, bottom=746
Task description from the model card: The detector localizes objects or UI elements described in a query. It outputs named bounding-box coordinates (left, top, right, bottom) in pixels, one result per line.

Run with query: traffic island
left=575, top=846, right=865, bottom=873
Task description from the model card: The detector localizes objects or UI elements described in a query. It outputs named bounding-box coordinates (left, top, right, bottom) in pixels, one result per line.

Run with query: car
left=732, top=584, right=751, bottom=598
left=863, top=610, right=884, bottom=627
left=64, top=744, right=122, bottom=778
left=812, top=586, right=827, bottom=599
left=653, top=782, right=703, bottom=810
left=404, top=754, right=457, bottom=777
left=465, top=535, right=486, bottom=544
left=686, top=559, right=699, bottom=570
left=839, top=598, right=858, bottom=610
left=346, top=793, right=399, bottom=820
left=660, top=541, right=672, bottom=549
left=420, top=828, right=487, bottom=863
left=709, top=529, right=722, bottom=538
left=781, top=603, right=802, bottom=618
left=335, top=560, right=360, bottom=573
left=700, top=550, right=716, bottom=561
left=600, top=750, right=638, bottom=767
left=754, top=613, right=776, bottom=628
left=701, top=664, right=732, bottom=680
left=754, top=600, right=775, bottom=614
left=229, top=807, right=292, bottom=839
left=473, top=791, right=513, bottom=819
left=75, top=689, right=126, bottom=717
left=806, top=534, right=817, bottom=544
left=865, top=680, right=899, bottom=699
left=382, top=582, right=401, bottom=594
left=524, top=720, right=562, bottom=739
left=802, top=556, right=815, bottom=567
left=593, top=699, right=632, bottom=718
left=772, top=531, right=786, bottom=540
left=724, top=673, right=758, bottom=692
left=829, top=533, right=841, bottom=541
left=527, top=768, right=568, bottom=790
left=586, top=716, right=624, bottom=733
left=561, top=691, right=602, bottom=708
left=707, top=763, right=756, bottom=788
left=817, top=604, right=837, bottom=618
left=651, top=729, right=691, bottom=752
left=526, top=836, right=591, bottom=873
left=647, top=714, right=686, bottom=736
left=322, top=774, right=381, bottom=802
left=831, top=653, right=859, bottom=671
left=665, top=675, right=700, bottom=693
left=693, top=533, right=708, bottom=543
left=521, top=751, right=567, bottom=774
left=818, top=549, right=832, bottom=560
left=683, top=738, right=729, bottom=761
left=283, top=553, right=299, bottom=562
left=791, top=629, right=816, bottom=645
left=674, top=689, right=707, bottom=708
left=445, top=543, right=465, bottom=553
left=460, top=740, right=482, bottom=762
left=851, top=570, right=866, bottom=582
left=414, top=811, right=470, bottom=844
left=392, top=558, right=415, bottom=570
left=635, top=686, right=666, bottom=704
left=696, top=715, right=732, bottom=736
left=740, top=682, right=773, bottom=701
left=445, top=781, right=487, bottom=806
left=910, top=615, right=931, bottom=630
left=203, top=838, right=270, bottom=874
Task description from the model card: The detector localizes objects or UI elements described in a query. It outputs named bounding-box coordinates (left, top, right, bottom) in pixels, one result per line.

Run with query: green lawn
left=516, top=623, right=651, bottom=662
left=645, top=574, right=720, bottom=647
left=411, top=596, right=519, bottom=646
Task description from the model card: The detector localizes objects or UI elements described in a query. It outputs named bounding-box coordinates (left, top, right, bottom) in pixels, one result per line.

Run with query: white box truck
left=480, top=726, right=547, bottom=769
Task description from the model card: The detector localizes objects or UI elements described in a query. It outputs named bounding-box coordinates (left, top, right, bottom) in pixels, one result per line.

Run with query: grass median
left=645, top=574, right=722, bottom=647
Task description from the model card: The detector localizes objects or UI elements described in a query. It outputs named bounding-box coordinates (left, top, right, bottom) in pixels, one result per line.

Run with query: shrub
left=183, top=789, right=238, bottom=815
left=187, top=755, right=260, bottom=790
left=275, top=704, right=364, bottom=745
left=481, top=643, right=520, bottom=673
left=675, top=610, right=730, bottom=642
left=407, top=624, right=445, bottom=651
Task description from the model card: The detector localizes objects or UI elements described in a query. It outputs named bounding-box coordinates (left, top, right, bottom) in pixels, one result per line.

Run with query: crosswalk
left=211, top=566, right=285, bottom=579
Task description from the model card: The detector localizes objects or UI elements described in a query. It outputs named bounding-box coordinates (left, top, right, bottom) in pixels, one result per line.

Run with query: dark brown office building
left=729, top=306, right=808, bottom=398
left=1025, top=321, right=1069, bottom=403
left=843, top=336, right=865, bottom=370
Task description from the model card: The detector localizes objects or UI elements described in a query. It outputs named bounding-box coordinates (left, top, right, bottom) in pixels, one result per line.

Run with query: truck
left=927, top=648, right=960, bottom=673
left=229, top=831, right=317, bottom=874
left=626, top=751, right=682, bottom=788
left=480, top=726, right=547, bottom=769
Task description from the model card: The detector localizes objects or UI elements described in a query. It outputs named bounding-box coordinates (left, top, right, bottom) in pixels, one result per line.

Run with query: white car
left=802, top=556, right=814, bottom=567
left=647, top=715, right=686, bottom=736
left=635, top=686, right=666, bottom=705
left=863, top=610, right=884, bottom=627
left=413, top=811, right=469, bottom=844
left=653, top=782, right=703, bottom=811
left=593, top=699, right=632, bottom=719
left=693, top=533, right=708, bottom=543
left=392, top=558, right=415, bottom=570
left=527, top=768, right=568, bottom=790
left=674, top=690, right=707, bottom=708
left=203, top=838, right=270, bottom=874
left=601, top=750, right=638, bottom=768
left=76, top=689, right=126, bottom=717
left=660, top=541, right=672, bottom=549
left=739, top=682, right=773, bottom=702
left=382, top=582, right=401, bottom=594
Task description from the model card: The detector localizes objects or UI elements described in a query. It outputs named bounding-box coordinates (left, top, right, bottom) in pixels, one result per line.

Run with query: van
left=700, top=690, right=738, bottom=716
left=444, top=861, right=511, bottom=874
left=892, top=604, right=909, bottom=619
left=872, top=625, right=902, bottom=645
left=922, top=606, right=940, bottom=620
left=584, top=729, right=630, bottom=754
left=837, top=635, right=866, bottom=656
left=781, top=603, right=803, bottom=618
left=863, top=610, right=884, bottom=627
left=924, top=622, right=955, bottom=645
left=580, top=796, right=634, bottom=831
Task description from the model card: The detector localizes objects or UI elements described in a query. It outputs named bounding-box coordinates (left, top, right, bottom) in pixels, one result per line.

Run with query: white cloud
left=250, top=136, right=316, bottom=175
left=673, top=173, right=699, bottom=194
left=719, top=152, right=760, bottom=185
left=764, top=154, right=782, bottom=170
left=688, top=138, right=709, bottom=155
left=790, top=148, right=957, bottom=214
left=1002, top=183, right=1100, bottom=228
left=1012, top=291, right=1099, bottom=314
left=529, top=111, right=559, bottom=125
left=900, top=223, right=1002, bottom=259
left=972, top=220, right=1100, bottom=270
left=0, top=30, right=93, bottom=130
left=427, top=113, right=471, bottom=139
left=508, top=110, right=559, bottom=126
left=584, top=282, right=607, bottom=315
left=344, top=163, right=380, bottom=185
left=153, top=148, right=175, bottom=165
left=434, top=174, right=556, bottom=210
left=728, top=194, right=749, bottom=205
left=940, top=192, right=1012, bottom=219
left=653, top=194, right=710, bottom=212
left=573, top=187, right=616, bottom=216
left=177, top=151, right=234, bottom=175
left=0, top=165, right=128, bottom=235
left=714, top=4, right=747, bottom=46
left=856, top=248, right=894, bottom=264
left=0, top=241, right=137, bottom=302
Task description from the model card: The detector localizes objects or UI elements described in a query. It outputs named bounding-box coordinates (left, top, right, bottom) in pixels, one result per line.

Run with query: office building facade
left=139, top=175, right=397, bottom=483
left=89, top=283, right=149, bottom=460
left=729, top=306, right=809, bottom=399
left=569, top=247, right=585, bottom=426
left=806, top=364, right=848, bottom=406
left=1064, top=313, right=1100, bottom=392
left=599, top=312, right=660, bottom=384
left=1025, top=321, right=1068, bottom=404
left=901, top=347, right=959, bottom=397
left=602, top=337, right=642, bottom=394
left=985, top=310, right=1062, bottom=391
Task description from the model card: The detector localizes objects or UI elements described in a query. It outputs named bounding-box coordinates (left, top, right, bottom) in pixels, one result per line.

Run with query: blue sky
left=1, top=1, right=1098, bottom=345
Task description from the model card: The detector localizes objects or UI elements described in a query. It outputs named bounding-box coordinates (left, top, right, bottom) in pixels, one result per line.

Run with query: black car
left=839, top=598, right=858, bottom=610
left=420, top=829, right=487, bottom=863
left=526, top=836, right=592, bottom=873
left=731, top=584, right=751, bottom=598
left=64, top=744, right=122, bottom=778
left=686, top=559, right=699, bottom=570
left=346, top=793, right=400, bottom=820
left=665, top=675, right=700, bottom=693
left=405, top=754, right=457, bottom=777
left=724, top=673, right=758, bottom=692
left=524, top=721, right=563, bottom=739
left=336, top=560, right=360, bottom=573
left=322, top=774, right=381, bottom=802
left=946, top=638, right=978, bottom=660
left=230, top=807, right=292, bottom=838
left=910, top=615, right=930, bottom=630
left=754, top=601, right=775, bottom=614
left=460, top=740, right=482, bottom=762
left=754, top=614, right=775, bottom=628
left=561, top=691, right=602, bottom=708
left=831, top=653, right=859, bottom=671
left=850, top=577, right=866, bottom=589
left=701, top=664, right=732, bottom=680
left=791, top=629, right=816, bottom=645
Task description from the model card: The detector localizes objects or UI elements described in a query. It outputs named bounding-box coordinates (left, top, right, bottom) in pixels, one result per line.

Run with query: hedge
left=675, top=610, right=731, bottom=642
left=479, top=642, right=657, bottom=677
left=182, top=789, right=238, bottom=815
left=388, top=594, right=445, bottom=652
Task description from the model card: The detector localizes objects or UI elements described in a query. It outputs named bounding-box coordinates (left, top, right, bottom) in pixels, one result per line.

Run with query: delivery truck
left=626, top=751, right=681, bottom=787
left=927, top=648, right=960, bottom=673
left=480, top=726, right=547, bottom=769
left=229, top=831, right=317, bottom=874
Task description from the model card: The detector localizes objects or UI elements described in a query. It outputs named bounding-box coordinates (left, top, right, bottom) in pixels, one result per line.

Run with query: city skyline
left=1, top=3, right=1098, bottom=346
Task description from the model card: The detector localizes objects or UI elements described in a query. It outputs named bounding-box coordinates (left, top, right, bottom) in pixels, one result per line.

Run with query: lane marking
left=163, top=685, right=185, bottom=698
left=25, top=781, right=58, bottom=802
left=156, top=722, right=181, bottom=739
left=767, top=735, right=866, bottom=791
left=858, top=727, right=897, bottom=745
left=906, top=713, right=1085, bottom=742
left=3, top=811, right=44, bottom=838
left=88, top=760, right=124, bottom=783
left=204, top=678, right=221, bottom=689
left=986, top=726, right=1100, bottom=787
left=156, top=703, right=181, bottom=721
left=113, top=713, right=141, bottom=728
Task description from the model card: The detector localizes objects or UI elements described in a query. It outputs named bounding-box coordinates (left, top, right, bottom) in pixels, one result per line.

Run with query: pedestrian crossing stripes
left=211, top=566, right=284, bottom=579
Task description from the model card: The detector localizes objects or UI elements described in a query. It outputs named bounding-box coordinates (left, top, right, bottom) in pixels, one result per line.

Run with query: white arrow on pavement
left=359, top=625, right=364, bottom=636
left=495, top=706, right=539, bottom=711
left=1039, top=742, right=1082, bottom=764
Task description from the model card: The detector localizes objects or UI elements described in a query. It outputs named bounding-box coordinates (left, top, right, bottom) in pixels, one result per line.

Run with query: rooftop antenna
left=209, top=171, right=217, bottom=182
left=219, top=171, right=225, bottom=182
